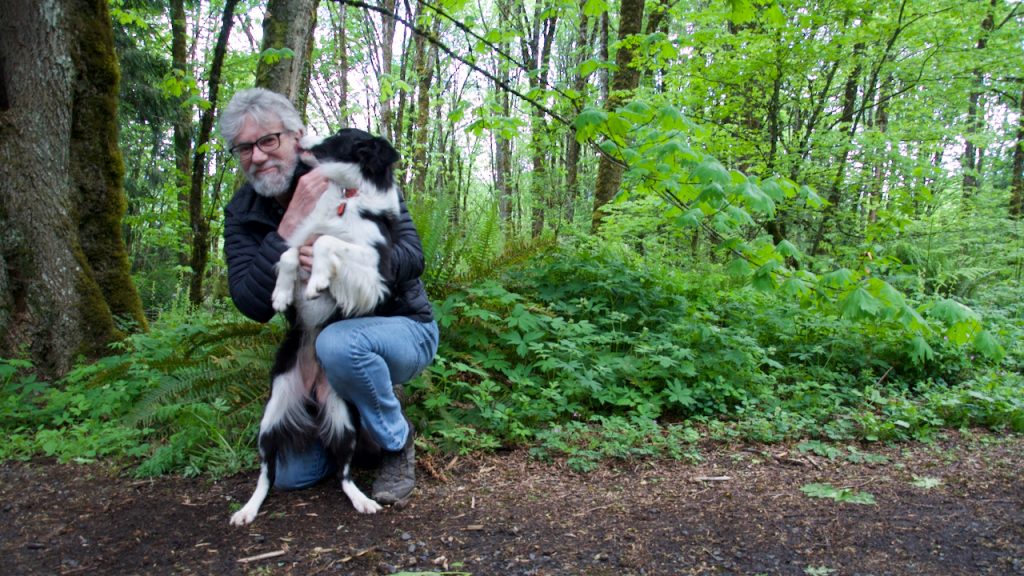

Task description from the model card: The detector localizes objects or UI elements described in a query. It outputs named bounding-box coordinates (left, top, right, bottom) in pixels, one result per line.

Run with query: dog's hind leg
left=317, top=384, right=381, bottom=514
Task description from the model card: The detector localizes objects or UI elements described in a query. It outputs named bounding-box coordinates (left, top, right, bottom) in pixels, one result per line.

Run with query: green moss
left=68, top=0, right=148, bottom=346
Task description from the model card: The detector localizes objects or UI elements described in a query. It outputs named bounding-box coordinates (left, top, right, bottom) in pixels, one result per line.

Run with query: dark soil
left=2, top=432, right=1022, bottom=575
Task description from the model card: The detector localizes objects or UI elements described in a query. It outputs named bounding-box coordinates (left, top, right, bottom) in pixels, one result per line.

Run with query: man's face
left=234, top=115, right=301, bottom=198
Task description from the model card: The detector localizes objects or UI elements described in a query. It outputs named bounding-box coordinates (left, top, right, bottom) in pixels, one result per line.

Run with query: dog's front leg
left=304, top=236, right=348, bottom=300
left=230, top=462, right=271, bottom=526
left=272, top=247, right=301, bottom=312
left=230, top=358, right=311, bottom=526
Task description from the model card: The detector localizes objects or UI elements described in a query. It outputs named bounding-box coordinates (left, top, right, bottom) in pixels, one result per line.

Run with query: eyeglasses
left=230, top=131, right=289, bottom=159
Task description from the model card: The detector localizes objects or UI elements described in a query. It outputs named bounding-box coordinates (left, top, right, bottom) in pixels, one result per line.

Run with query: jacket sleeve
left=387, top=195, right=426, bottom=287
left=224, top=201, right=289, bottom=323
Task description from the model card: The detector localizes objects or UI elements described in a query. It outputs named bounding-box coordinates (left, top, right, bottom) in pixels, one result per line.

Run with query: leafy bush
left=0, top=308, right=277, bottom=477
left=1, top=232, right=1018, bottom=477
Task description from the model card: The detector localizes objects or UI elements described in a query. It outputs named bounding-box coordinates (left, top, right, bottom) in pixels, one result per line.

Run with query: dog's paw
left=304, top=273, right=329, bottom=299
left=271, top=287, right=293, bottom=312
left=230, top=507, right=258, bottom=526
left=352, top=496, right=383, bottom=515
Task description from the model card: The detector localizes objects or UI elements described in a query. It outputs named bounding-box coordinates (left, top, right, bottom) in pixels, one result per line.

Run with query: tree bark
left=493, top=0, right=514, bottom=226
left=256, top=0, right=320, bottom=114
left=591, top=0, right=645, bottom=231
left=961, top=0, right=996, bottom=198
left=0, top=0, right=146, bottom=377
left=517, top=0, right=558, bottom=237
left=409, top=5, right=438, bottom=199
left=1011, top=82, right=1024, bottom=219
left=187, top=0, right=239, bottom=307
left=171, top=0, right=192, bottom=271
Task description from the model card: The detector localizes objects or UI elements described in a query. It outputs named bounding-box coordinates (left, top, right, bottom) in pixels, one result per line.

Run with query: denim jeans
left=273, top=316, right=439, bottom=490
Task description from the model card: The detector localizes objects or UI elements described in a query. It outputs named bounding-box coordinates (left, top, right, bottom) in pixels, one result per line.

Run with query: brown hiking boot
left=372, top=422, right=415, bottom=505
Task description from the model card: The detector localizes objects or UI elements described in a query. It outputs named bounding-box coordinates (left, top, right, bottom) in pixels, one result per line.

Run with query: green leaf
left=582, top=0, right=609, bottom=17
left=800, top=185, right=826, bottom=209
left=973, top=330, right=1004, bottom=361
left=693, top=158, right=730, bottom=185
left=728, top=0, right=756, bottom=24
left=801, top=483, right=876, bottom=505
left=258, top=47, right=295, bottom=65
left=726, top=258, right=752, bottom=277
left=775, top=239, right=801, bottom=261
left=577, top=58, right=614, bottom=78
left=908, top=335, right=935, bottom=365
left=820, top=268, right=855, bottom=288
left=840, top=287, right=882, bottom=320
left=677, top=208, right=705, bottom=228
left=752, top=261, right=779, bottom=292
left=927, top=299, right=979, bottom=325
left=737, top=180, right=776, bottom=215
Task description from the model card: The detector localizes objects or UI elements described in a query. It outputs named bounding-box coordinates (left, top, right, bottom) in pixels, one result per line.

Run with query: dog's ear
left=354, top=136, right=400, bottom=189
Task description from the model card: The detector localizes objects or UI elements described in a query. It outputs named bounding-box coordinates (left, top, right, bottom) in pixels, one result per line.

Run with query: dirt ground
left=1, top=432, right=1021, bottom=576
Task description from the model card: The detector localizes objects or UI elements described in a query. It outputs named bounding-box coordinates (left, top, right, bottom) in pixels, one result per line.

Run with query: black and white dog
left=230, top=128, right=401, bottom=526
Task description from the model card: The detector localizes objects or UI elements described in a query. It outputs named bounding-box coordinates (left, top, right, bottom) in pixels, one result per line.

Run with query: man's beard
left=248, top=157, right=297, bottom=198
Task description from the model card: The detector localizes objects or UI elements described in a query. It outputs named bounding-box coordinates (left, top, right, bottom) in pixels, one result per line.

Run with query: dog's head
left=299, top=128, right=400, bottom=191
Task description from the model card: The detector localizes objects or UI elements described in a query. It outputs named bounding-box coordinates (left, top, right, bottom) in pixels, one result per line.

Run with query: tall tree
left=171, top=0, right=192, bottom=271
left=0, top=0, right=147, bottom=377
left=961, top=0, right=997, bottom=198
left=256, top=0, right=320, bottom=114
left=1011, top=81, right=1024, bottom=219
left=516, top=0, right=558, bottom=236
left=591, top=0, right=645, bottom=231
left=187, top=0, right=239, bottom=306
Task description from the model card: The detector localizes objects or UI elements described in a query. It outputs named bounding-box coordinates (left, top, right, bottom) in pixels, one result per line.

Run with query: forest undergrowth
left=2, top=197, right=1021, bottom=478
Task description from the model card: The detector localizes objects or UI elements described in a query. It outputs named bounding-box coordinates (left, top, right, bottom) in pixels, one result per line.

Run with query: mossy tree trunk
left=0, top=0, right=147, bottom=378
left=590, top=0, right=645, bottom=232
left=256, top=0, right=320, bottom=116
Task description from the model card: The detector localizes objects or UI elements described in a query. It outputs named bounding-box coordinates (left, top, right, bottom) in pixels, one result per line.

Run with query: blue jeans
left=273, top=316, right=439, bottom=490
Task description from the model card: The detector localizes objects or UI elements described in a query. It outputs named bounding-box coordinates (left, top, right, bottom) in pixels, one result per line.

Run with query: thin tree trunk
left=409, top=10, right=438, bottom=199
left=961, top=0, right=996, bottom=198
left=591, top=0, right=645, bottom=231
left=1011, top=82, right=1024, bottom=219
left=171, top=0, right=192, bottom=271
left=515, top=0, right=558, bottom=237
left=187, top=0, right=239, bottom=307
left=493, top=0, right=513, bottom=225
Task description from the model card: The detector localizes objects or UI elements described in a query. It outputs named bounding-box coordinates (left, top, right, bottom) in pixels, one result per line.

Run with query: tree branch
left=334, top=0, right=572, bottom=126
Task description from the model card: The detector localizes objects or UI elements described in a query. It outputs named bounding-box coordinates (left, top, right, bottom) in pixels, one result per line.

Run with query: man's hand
left=278, top=167, right=331, bottom=239
left=298, top=241, right=315, bottom=273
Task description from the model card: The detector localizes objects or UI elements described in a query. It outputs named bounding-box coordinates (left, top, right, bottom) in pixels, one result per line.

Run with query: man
left=220, top=87, right=438, bottom=504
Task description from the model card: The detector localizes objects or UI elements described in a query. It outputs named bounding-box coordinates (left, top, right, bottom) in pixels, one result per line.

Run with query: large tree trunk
left=257, top=0, right=320, bottom=115
left=0, top=0, right=147, bottom=377
left=591, top=0, right=645, bottom=231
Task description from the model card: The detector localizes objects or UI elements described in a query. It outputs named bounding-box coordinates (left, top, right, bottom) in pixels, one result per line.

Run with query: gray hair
left=219, top=88, right=305, bottom=145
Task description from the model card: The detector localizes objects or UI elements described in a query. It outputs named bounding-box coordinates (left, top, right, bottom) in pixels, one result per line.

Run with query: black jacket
left=223, top=165, right=434, bottom=324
